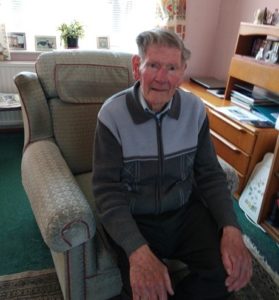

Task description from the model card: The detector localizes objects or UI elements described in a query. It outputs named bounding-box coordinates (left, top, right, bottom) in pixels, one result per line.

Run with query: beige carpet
left=0, top=241, right=279, bottom=300
left=243, top=235, right=279, bottom=286
left=0, top=269, right=63, bottom=300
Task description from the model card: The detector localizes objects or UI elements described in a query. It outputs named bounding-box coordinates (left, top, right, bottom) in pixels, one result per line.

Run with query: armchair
left=14, top=50, right=238, bottom=300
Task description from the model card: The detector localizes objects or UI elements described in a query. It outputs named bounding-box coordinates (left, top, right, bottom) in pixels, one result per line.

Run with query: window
left=0, top=0, right=158, bottom=53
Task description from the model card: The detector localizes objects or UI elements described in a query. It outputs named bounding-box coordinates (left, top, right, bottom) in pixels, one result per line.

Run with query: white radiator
left=0, top=62, right=35, bottom=127
left=0, top=62, right=35, bottom=93
left=0, top=109, right=23, bottom=128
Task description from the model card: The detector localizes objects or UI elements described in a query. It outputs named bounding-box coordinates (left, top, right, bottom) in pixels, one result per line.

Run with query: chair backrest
left=19, top=50, right=134, bottom=174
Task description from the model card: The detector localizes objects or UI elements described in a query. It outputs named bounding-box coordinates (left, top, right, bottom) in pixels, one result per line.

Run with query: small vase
left=66, top=37, right=78, bottom=49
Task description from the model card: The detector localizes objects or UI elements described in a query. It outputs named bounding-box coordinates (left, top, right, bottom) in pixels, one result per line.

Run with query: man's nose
left=155, top=67, right=168, bottom=81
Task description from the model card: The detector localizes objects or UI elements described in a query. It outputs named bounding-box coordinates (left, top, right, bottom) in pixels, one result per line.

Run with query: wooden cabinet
left=225, top=22, right=279, bottom=98
left=225, top=22, right=279, bottom=243
left=182, top=22, right=279, bottom=243
left=259, top=135, right=279, bottom=242
left=180, top=81, right=277, bottom=198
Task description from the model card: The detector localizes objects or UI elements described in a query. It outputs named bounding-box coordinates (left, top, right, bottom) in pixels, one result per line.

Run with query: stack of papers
left=216, top=106, right=274, bottom=127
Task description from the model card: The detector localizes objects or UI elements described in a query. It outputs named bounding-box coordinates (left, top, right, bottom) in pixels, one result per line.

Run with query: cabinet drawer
left=210, top=130, right=250, bottom=175
left=208, top=108, right=256, bottom=154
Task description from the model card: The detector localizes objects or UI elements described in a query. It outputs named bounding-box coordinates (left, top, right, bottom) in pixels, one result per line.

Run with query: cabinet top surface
left=239, top=22, right=279, bottom=37
left=180, top=81, right=277, bottom=134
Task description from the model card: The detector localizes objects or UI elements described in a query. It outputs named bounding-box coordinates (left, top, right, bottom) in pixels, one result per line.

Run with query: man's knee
left=171, top=266, right=230, bottom=300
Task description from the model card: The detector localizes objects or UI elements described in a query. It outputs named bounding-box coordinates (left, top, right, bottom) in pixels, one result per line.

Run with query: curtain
left=0, top=24, right=10, bottom=61
left=156, top=0, right=186, bottom=40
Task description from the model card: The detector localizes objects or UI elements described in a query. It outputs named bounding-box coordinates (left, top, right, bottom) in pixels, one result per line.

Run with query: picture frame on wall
left=7, top=32, right=26, bottom=50
left=96, top=36, right=110, bottom=49
left=35, top=36, right=57, bottom=51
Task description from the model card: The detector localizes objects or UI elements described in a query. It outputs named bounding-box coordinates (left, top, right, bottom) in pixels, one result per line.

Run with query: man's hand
left=129, top=244, right=174, bottom=300
left=221, top=226, right=252, bottom=292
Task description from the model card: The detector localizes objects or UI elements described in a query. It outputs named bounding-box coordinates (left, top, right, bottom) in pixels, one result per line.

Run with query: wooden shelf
left=225, top=22, right=279, bottom=99
left=227, top=56, right=279, bottom=95
left=239, top=22, right=279, bottom=37
left=184, top=23, right=279, bottom=243
left=227, top=23, right=279, bottom=243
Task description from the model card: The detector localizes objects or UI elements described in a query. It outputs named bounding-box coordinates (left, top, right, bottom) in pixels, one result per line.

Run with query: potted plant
left=58, top=20, right=85, bottom=49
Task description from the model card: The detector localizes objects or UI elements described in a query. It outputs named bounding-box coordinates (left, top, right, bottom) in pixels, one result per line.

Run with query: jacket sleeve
left=194, top=116, right=240, bottom=231
left=92, top=120, right=147, bottom=257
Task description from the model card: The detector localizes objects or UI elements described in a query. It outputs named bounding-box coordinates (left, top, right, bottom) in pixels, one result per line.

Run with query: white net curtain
left=0, top=0, right=10, bottom=60
left=0, top=0, right=186, bottom=58
left=0, top=24, right=10, bottom=61
left=156, top=0, right=187, bottom=40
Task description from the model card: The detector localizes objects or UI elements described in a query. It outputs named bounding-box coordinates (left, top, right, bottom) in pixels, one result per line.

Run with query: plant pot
left=66, top=37, right=79, bottom=49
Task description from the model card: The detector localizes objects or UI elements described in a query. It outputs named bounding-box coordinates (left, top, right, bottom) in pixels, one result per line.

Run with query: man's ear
left=132, top=55, right=141, bottom=81
left=177, top=63, right=187, bottom=86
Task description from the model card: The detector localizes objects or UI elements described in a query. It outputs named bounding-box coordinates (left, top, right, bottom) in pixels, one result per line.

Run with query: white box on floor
left=239, top=153, right=274, bottom=223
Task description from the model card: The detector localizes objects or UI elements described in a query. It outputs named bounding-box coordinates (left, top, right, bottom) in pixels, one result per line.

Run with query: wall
left=185, top=0, right=222, bottom=79
left=185, top=0, right=279, bottom=80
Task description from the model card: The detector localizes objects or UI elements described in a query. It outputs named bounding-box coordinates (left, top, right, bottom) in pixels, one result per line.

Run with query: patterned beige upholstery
left=14, top=50, right=238, bottom=300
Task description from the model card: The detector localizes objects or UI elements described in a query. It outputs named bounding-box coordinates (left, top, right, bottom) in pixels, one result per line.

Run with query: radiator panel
left=0, top=62, right=35, bottom=128
left=0, top=62, right=35, bottom=93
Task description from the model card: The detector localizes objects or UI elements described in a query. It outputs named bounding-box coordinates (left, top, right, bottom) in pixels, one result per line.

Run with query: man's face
left=132, top=44, right=186, bottom=112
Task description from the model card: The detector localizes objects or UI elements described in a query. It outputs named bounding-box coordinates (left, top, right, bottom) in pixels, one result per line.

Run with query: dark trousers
left=110, top=197, right=232, bottom=300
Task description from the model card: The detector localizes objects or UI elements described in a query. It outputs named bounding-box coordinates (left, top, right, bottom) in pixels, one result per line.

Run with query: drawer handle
left=210, top=130, right=241, bottom=153
left=210, top=109, right=245, bottom=132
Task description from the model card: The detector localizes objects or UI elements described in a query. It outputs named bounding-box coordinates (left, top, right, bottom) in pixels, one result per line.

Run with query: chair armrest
left=22, top=140, right=96, bottom=252
left=14, top=71, right=53, bottom=148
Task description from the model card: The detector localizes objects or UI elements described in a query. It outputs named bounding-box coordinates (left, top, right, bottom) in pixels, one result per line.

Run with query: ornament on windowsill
left=271, top=9, right=279, bottom=26
left=254, top=7, right=272, bottom=24
left=254, top=7, right=279, bottom=26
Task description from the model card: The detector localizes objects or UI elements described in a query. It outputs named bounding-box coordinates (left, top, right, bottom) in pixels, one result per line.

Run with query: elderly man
left=92, top=29, right=252, bottom=300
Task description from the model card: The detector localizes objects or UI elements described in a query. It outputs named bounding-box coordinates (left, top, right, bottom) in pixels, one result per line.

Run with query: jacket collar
left=126, top=81, right=181, bottom=124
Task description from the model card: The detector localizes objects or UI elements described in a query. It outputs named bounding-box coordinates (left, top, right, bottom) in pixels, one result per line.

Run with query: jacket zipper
left=155, top=114, right=164, bottom=214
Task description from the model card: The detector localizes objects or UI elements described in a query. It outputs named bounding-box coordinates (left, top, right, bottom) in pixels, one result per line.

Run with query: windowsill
left=9, top=51, right=41, bottom=62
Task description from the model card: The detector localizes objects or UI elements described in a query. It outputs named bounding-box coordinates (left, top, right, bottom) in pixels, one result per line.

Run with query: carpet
left=1, top=253, right=279, bottom=300
left=0, top=132, right=54, bottom=276
left=1, top=131, right=279, bottom=299
left=0, top=269, right=63, bottom=300
left=233, top=201, right=279, bottom=276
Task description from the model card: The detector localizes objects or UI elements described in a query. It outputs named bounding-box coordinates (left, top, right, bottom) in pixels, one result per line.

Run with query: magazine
left=216, top=106, right=268, bottom=121
left=0, top=93, right=21, bottom=109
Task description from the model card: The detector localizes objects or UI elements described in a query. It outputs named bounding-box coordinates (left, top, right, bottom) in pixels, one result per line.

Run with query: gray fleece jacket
left=92, top=81, right=239, bottom=256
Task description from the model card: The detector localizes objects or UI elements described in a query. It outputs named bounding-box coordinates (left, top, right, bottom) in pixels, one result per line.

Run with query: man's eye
left=150, top=63, right=158, bottom=68
left=168, top=65, right=177, bottom=71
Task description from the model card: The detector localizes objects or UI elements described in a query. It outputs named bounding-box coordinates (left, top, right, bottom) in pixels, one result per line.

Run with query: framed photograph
left=35, top=36, right=57, bottom=51
left=7, top=32, right=26, bottom=50
left=97, top=36, right=110, bottom=49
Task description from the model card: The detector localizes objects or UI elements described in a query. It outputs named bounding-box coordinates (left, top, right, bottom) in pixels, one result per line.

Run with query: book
left=234, top=83, right=279, bottom=105
left=216, top=106, right=270, bottom=122
left=231, top=90, right=270, bottom=105
left=252, top=105, right=279, bottom=124
left=230, top=95, right=252, bottom=110
left=251, top=38, right=266, bottom=57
